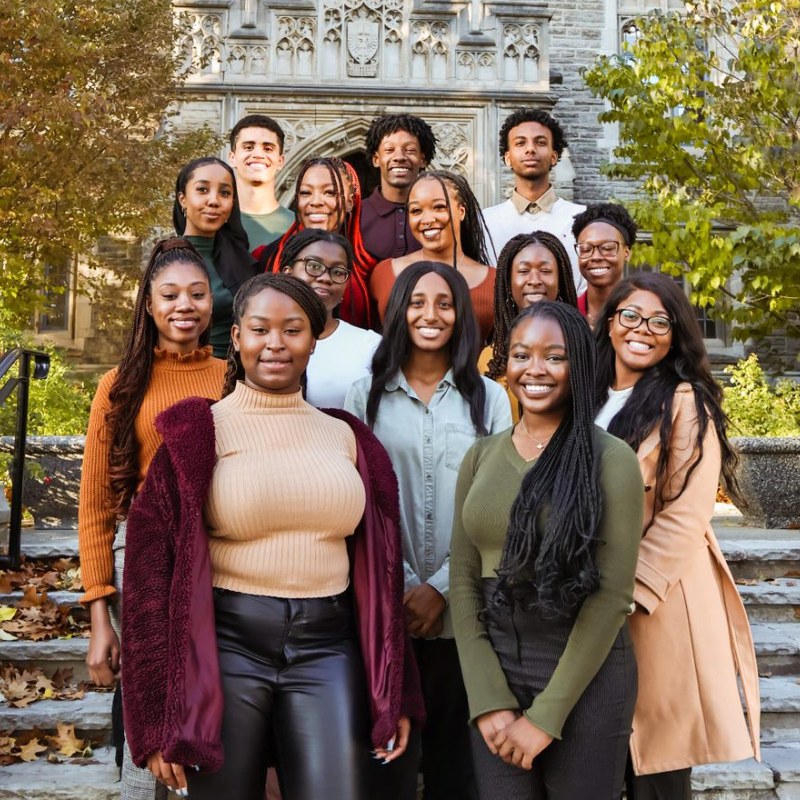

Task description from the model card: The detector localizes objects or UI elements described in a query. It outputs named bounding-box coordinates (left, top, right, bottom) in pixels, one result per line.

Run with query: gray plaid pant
left=110, top=521, right=169, bottom=800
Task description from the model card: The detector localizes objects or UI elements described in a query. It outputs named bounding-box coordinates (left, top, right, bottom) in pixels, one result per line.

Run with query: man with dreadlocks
left=361, top=113, right=437, bottom=261
left=483, top=109, right=586, bottom=292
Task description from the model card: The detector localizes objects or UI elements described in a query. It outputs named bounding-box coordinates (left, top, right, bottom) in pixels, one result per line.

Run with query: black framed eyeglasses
left=575, top=241, right=622, bottom=258
left=294, top=257, right=350, bottom=284
left=614, top=308, right=672, bottom=335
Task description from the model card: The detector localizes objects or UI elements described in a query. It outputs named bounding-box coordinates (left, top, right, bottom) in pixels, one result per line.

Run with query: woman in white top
left=281, top=228, right=380, bottom=408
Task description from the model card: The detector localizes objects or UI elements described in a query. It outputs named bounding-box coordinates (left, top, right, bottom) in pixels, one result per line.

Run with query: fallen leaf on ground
left=18, top=738, right=48, bottom=762
left=46, top=723, right=91, bottom=758
left=0, top=607, right=17, bottom=622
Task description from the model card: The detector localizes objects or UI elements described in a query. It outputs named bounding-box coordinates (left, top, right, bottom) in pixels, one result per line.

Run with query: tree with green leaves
left=0, top=0, right=220, bottom=328
left=583, top=0, right=800, bottom=353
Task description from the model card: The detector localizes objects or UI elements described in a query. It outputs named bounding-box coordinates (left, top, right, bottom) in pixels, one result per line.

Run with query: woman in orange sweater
left=369, top=170, right=496, bottom=343
left=78, top=237, right=227, bottom=799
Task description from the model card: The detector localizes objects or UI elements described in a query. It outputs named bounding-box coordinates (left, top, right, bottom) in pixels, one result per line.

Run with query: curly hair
left=222, top=273, right=327, bottom=397
left=572, top=202, right=638, bottom=246
left=499, top=109, right=567, bottom=159
left=365, top=114, right=437, bottom=165
left=106, top=239, right=210, bottom=516
left=408, top=170, right=493, bottom=267
left=486, top=232, right=578, bottom=381
left=495, top=302, right=602, bottom=617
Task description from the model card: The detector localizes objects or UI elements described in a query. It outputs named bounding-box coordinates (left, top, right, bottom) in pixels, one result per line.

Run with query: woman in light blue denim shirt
left=345, top=261, right=511, bottom=800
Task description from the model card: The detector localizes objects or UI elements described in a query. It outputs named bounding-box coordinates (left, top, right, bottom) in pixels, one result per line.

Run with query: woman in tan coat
left=593, top=272, right=760, bottom=800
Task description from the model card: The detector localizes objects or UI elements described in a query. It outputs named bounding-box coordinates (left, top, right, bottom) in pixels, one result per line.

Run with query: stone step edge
left=0, top=691, right=113, bottom=730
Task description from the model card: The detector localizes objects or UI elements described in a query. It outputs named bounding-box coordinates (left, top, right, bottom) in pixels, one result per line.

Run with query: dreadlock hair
left=594, top=272, right=742, bottom=511
left=366, top=261, right=487, bottom=435
left=572, top=202, right=638, bottom=246
left=263, top=157, right=375, bottom=328
left=498, top=109, right=567, bottom=159
left=278, top=228, right=354, bottom=275
left=495, top=302, right=602, bottom=618
left=365, top=113, right=437, bottom=165
left=408, top=171, right=493, bottom=267
left=486, top=232, right=579, bottom=381
left=222, top=273, right=327, bottom=398
left=105, top=238, right=211, bottom=516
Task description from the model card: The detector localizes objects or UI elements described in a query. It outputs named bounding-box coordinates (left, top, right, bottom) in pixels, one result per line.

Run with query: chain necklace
left=519, top=417, right=554, bottom=450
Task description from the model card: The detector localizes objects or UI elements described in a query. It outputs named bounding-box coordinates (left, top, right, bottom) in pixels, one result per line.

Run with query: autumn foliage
left=0, top=0, right=220, bottom=326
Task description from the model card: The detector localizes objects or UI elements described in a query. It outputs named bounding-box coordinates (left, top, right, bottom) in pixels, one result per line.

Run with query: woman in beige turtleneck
left=122, top=274, right=422, bottom=800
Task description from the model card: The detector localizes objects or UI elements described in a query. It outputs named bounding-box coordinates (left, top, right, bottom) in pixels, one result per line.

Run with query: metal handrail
left=0, top=348, right=51, bottom=569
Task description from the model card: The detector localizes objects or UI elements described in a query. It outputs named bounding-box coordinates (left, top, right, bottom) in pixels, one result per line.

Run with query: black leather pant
left=187, top=588, right=372, bottom=800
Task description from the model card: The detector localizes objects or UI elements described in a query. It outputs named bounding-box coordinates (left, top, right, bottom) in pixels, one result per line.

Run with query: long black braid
left=486, top=232, right=578, bottom=381
left=495, top=302, right=602, bottom=618
left=408, top=170, right=494, bottom=267
left=222, top=273, right=327, bottom=398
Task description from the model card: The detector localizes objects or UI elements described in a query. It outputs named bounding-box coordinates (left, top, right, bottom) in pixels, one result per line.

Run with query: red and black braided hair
left=255, top=157, right=376, bottom=328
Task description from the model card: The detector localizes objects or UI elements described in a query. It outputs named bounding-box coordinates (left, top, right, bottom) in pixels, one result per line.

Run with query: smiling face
left=405, top=271, right=456, bottom=354
left=282, top=240, right=350, bottom=314
left=232, top=287, right=316, bottom=394
left=178, top=163, right=235, bottom=237
left=577, top=221, right=629, bottom=290
left=506, top=315, right=572, bottom=418
left=372, top=129, right=427, bottom=191
left=608, top=289, right=673, bottom=376
left=504, top=121, right=558, bottom=180
left=510, top=243, right=560, bottom=310
left=407, top=178, right=465, bottom=257
left=297, top=165, right=343, bottom=231
left=146, top=261, right=213, bottom=354
left=228, top=126, right=285, bottom=186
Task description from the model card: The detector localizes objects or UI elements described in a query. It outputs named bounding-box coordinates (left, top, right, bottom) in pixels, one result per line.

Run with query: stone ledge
left=739, top=580, right=800, bottom=606
left=0, top=591, right=82, bottom=607
left=20, top=530, right=79, bottom=560
left=0, top=638, right=88, bottom=661
left=693, top=758, right=774, bottom=791
left=0, top=691, right=112, bottom=731
left=0, top=745, right=119, bottom=800
left=721, top=540, right=800, bottom=562
left=762, top=746, right=800, bottom=784
left=753, top=624, right=800, bottom=657
left=760, top=677, right=800, bottom=713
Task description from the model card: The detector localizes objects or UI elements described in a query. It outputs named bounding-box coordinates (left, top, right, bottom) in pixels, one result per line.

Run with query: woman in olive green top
left=450, top=301, right=644, bottom=799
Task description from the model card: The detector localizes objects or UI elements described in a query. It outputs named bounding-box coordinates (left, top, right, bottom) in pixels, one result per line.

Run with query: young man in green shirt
left=228, top=114, right=295, bottom=250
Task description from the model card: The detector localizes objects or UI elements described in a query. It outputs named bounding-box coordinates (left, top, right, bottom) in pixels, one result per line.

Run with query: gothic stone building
left=50, top=0, right=766, bottom=370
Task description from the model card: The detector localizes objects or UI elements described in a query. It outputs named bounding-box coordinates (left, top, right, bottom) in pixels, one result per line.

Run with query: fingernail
left=193, top=765, right=201, bottom=772
left=387, top=736, right=396, bottom=752
left=382, top=758, right=391, bottom=765
left=372, top=754, right=383, bottom=760
left=178, top=790, right=188, bottom=797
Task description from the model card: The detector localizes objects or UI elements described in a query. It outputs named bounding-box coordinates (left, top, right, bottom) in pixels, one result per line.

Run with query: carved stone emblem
left=347, top=9, right=379, bottom=76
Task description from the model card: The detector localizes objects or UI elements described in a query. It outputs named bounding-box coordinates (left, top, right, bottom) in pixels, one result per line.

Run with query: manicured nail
left=177, top=790, right=188, bottom=797
left=381, top=758, right=391, bottom=765
left=193, top=765, right=201, bottom=772
left=387, top=736, right=396, bottom=752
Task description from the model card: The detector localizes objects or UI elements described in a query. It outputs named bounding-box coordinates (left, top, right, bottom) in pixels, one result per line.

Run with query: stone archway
left=274, top=115, right=376, bottom=205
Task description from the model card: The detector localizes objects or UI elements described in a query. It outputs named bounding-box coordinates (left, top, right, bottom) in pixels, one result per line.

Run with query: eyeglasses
left=575, top=241, right=622, bottom=258
left=614, top=308, right=672, bottom=335
left=294, top=257, right=350, bottom=284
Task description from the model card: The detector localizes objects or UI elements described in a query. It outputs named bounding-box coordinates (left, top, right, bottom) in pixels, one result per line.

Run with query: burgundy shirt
left=360, top=188, right=422, bottom=261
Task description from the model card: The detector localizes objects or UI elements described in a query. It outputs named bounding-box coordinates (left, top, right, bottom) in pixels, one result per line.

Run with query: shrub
left=0, top=328, right=93, bottom=438
left=723, top=355, right=800, bottom=437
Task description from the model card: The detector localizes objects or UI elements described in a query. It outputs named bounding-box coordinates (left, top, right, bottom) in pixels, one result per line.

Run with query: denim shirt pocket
left=445, top=423, right=476, bottom=471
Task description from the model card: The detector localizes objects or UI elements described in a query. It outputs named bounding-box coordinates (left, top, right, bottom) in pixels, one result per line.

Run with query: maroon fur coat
left=121, top=396, right=425, bottom=771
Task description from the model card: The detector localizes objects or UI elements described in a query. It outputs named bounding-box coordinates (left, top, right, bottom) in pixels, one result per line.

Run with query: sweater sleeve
left=78, top=370, right=119, bottom=605
left=450, top=443, right=521, bottom=722
left=523, top=440, right=644, bottom=739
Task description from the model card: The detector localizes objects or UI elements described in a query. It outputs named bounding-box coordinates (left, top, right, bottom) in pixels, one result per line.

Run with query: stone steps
left=738, top=579, right=800, bottom=623
left=0, top=691, right=113, bottom=736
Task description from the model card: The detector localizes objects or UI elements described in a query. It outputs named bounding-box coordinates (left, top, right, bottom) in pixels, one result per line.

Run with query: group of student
left=76, top=108, right=761, bottom=800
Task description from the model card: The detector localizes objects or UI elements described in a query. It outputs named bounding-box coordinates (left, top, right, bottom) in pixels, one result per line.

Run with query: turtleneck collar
left=186, top=235, right=214, bottom=257
left=153, top=345, right=214, bottom=367
left=227, top=380, right=307, bottom=412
